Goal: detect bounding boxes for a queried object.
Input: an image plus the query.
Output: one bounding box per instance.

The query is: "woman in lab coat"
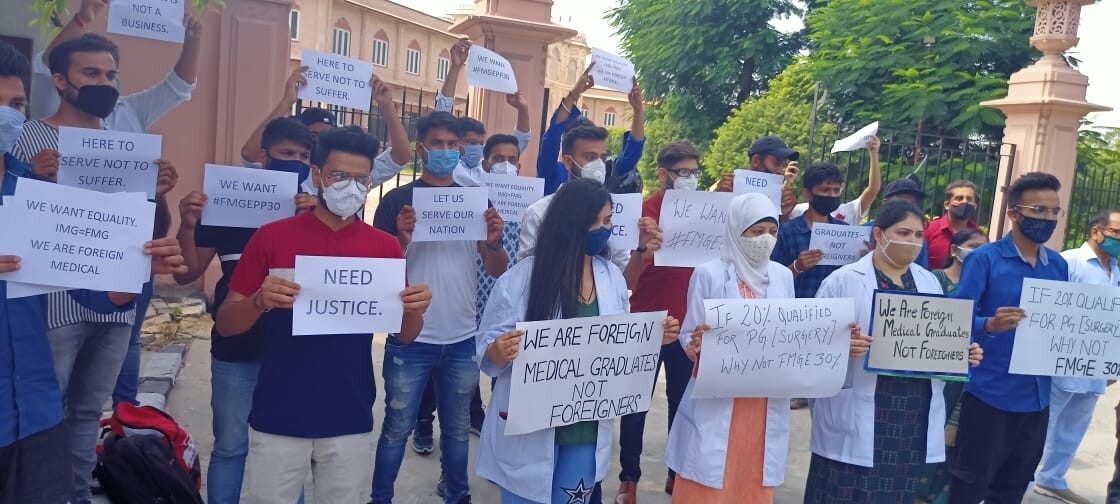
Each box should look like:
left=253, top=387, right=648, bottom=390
left=804, top=199, right=983, bottom=503
left=475, top=178, right=680, bottom=504
left=664, top=192, right=794, bottom=503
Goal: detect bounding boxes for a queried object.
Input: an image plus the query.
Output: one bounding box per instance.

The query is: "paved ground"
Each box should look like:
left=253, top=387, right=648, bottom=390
left=165, top=337, right=1119, bottom=503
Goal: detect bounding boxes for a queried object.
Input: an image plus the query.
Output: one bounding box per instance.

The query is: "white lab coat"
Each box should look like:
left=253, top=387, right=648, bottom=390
left=811, top=253, right=947, bottom=467
left=475, top=256, right=628, bottom=503
left=664, top=259, right=795, bottom=488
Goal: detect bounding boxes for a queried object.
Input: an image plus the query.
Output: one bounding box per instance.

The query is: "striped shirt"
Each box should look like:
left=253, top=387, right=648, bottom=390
left=11, top=120, right=137, bottom=327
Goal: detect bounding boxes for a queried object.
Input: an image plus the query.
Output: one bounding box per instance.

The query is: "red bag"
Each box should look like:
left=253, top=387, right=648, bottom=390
left=98, top=403, right=201, bottom=489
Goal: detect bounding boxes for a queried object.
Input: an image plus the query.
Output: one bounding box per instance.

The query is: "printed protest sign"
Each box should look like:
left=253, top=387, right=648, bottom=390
left=692, top=298, right=855, bottom=399
left=609, top=193, right=642, bottom=252
left=656, top=190, right=734, bottom=268
left=58, top=127, right=162, bottom=199
left=506, top=310, right=668, bottom=435
left=831, top=121, right=879, bottom=154
left=866, top=291, right=973, bottom=378
left=201, top=164, right=298, bottom=229
left=107, top=0, right=185, bottom=43
left=0, top=179, right=154, bottom=293
left=291, top=256, right=405, bottom=336
left=412, top=187, right=488, bottom=242
left=480, top=172, right=543, bottom=223
left=298, top=49, right=374, bottom=111
left=1010, top=278, right=1120, bottom=379
left=466, top=45, right=518, bottom=94
left=808, top=223, right=871, bottom=266
left=588, top=49, right=635, bottom=93
left=733, top=169, right=784, bottom=211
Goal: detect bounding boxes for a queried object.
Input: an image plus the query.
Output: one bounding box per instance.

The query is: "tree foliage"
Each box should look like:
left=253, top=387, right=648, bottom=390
left=1067, top=126, right=1120, bottom=248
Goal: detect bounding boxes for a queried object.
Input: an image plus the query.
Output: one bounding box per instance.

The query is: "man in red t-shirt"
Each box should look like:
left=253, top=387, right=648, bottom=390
left=925, top=180, right=981, bottom=269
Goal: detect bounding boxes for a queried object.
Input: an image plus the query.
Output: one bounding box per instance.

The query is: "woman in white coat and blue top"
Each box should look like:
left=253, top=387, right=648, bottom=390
left=804, top=199, right=983, bottom=503
left=664, top=192, right=794, bottom=503
left=476, top=179, right=680, bottom=504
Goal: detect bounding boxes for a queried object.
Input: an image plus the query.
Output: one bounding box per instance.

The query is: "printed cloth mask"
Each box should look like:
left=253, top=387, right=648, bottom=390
left=741, top=233, right=777, bottom=266
left=586, top=226, right=612, bottom=256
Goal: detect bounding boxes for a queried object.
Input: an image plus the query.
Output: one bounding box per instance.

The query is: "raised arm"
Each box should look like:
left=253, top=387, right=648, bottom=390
left=241, top=67, right=307, bottom=164
left=857, top=136, right=882, bottom=215
left=173, top=191, right=218, bottom=285
left=373, top=76, right=412, bottom=167
left=172, top=15, right=203, bottom=84
left=41, top=0, right=108, bottom=66
left=627, top=78, right=645, bottom=142
left=435, top=39, right=470, bottom=113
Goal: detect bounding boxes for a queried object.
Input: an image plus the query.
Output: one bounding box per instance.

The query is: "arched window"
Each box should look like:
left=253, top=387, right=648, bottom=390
left=406, top=40, right=422, bottom=75
left=372, top=30, right=389, bottom=67
left=332, top=18, right=351, bottom=56
left=567, top=60, right=578, bottom=82
left=603, top=107, right=617, bottom=127
left=549, top=48, right=560, bottom=80
left=437, top=48, right=451, bottom=82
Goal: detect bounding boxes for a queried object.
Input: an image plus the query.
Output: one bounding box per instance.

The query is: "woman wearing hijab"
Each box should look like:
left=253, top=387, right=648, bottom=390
left=663, top=193, right=794, bottom=503
left=475, top=178, right=681, bottom=504
left=805, top=200, right=984, bottom=503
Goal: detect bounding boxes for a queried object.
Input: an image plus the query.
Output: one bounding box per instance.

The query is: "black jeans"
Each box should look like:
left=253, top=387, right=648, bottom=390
left=0, top=422, right=71, bottom=504
left=415, top=377, right=485, bottom=437
left=949, top=392, right=1048, bottom=504
left=1108, top=401, right=1120, bottom=504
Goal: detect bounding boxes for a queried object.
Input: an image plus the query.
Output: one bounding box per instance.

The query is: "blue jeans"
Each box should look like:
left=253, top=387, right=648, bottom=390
left=372, top=337, right=479, bottom=504
left=207, top=358, right=260, bottom=504
left=1036, top=387, right=1100, bottom=489
left=112, top=279, right=153, bottom=406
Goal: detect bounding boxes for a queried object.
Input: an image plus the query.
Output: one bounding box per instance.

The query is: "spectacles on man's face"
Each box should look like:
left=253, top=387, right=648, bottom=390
left=1015, top=205, right=1064, bottom=220
left=1096, top=226, right=1120, bottom=238
left=323, top=171, right=374, bottom=190
left=668, top=168, right=701, bottom=178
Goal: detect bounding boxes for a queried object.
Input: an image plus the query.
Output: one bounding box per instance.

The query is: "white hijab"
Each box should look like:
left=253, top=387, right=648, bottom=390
left=720, top=193, right=779, bottom=298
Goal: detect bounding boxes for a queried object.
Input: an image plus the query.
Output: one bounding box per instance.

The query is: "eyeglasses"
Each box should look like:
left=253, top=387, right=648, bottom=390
left=324, top=171, right=374, bottom=190
left=1015, top=205, right=1064, bottom=219
left=1096, top=226, right=1120, bottom=236
left=668, top=168, right=701, bottom=178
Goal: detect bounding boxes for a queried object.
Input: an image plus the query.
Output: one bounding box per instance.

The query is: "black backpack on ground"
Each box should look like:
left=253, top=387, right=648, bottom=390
left=94, top=434, right=204, bottom=504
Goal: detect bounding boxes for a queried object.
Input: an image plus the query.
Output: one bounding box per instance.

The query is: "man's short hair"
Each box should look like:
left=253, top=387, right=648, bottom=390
left=561, top=124, right=609, bottom=156
left=417, top=111, right=460, bottom=142
left=262, top=117, right=314, bottom=153
left=1007, top=172, right=1061, bottom=208
left=298, top=108, right=337, bottom=128
left=945, top=180, right=978, bottom=201
left=483, top=134, right=520, bottom=159
left=803, top=163, right=845, bottom=191
left=1088, top=209, right=1120, bottom=230
left=656, top=140, right=700, bottom=169
left=48, top=34, right=119, bottom=76
left=311, top=126, right=380, bottom=168
left=0, top=40, right=29, bottom=80
left=458, top=117, right=486, bottom=137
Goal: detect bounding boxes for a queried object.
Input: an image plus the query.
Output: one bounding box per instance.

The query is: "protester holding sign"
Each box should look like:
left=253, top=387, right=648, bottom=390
left=771, top=163, right=850, bottom=299
left=662, top=192, right=794, bottom=503
left=476, top=179, right=680, bottom=504
left=949, top=173, right=1069, bottom=503
left=805, top=200, right=982, bottom=503
left=791, top=135, right=882, bottom=224
left=713, top=136, right=799, bottom=218
left=214, top=126, right=431, bottom=503
left=925, top=180, right=982, bottom=271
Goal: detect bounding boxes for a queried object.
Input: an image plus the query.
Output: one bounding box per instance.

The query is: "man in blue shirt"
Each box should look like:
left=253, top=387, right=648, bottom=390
left=771, top=162, right=850, bottom=298
left=950, top=172, right=1069, bottom=504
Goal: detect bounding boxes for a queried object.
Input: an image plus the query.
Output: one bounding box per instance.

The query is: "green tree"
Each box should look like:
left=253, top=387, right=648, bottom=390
left=807, top=0, right=1036, bottom=139
left=1066, top=126, right=1120, bottom=249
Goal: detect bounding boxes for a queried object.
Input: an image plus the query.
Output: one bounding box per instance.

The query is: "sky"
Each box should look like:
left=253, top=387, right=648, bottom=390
left=416, top=0, right=1120, bottom=129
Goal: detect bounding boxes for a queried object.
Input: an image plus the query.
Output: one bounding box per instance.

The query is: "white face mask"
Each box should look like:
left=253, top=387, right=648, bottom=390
left=955, top=246, right=976, bottom=263
left=321, top=180, right=369, bottom=219
left=489, top=161, right=518, bottom=176
left=673, top=175, right=698, bottom=191
left=574, top=157, right=607, bottom=183
left=741, top=233, right=777, bottom=266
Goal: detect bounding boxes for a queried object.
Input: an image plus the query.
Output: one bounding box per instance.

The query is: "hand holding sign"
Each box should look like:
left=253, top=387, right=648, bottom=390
left=865, top=292, right=975, bottom=378
left=849, top=323, right=871, bottom=358
left=484, top=207, right=504, bottom=249
left=733, top=169, right=784, bottom=211
left=155, top=160, right=178, bottom=197
left=0, top=255, right=20, bottom=274
left=178, top=191, right=206, bottom=229
left=412, top=187, right=489, bottom=242
left=284, top=67, right=309, bottom=104
left=396, top=205, right=416, bottom=248
left=145, top=237, right=187, bottom=276
left=986, top=306, right=1026, bottom=333
left=466, top=45, right=518, bottom=94
left=259, top=275, right=301, bottom=311
left=487, top=329, right=525, bottom=368
left=298, top=49, right=374, bottom=111
left=401, top=284, right=432, bottom=317
left=608, top=193, right=642, bottom=252
left=588, top=49, right=636, bottom=93
left=638, top=216, right=662, bottom=259
left=831, top=122, right=880, bottom=154
left=107, top=0, right=186, bottom=43
left=30, top=149, right=61, bottom=181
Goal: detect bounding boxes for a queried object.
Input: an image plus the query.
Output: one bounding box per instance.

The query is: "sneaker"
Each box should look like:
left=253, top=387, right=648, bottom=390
left=1033, top=484, right=1092, bottom=504
left=614, top=481, right=637, bottom=504
left=411, top=433, right=434, bottom=455
left=437, top=472, right=447, bottom=498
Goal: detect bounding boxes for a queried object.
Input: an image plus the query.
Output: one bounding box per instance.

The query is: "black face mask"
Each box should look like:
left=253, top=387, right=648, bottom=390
left=809, top=195, right=842, bottom=216
left=949, top=203, right=976, bottom=221
left=67, top=82, right=119, bottom=119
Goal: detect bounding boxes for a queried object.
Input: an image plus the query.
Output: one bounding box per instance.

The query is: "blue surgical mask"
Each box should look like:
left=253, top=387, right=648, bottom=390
left=462, top=144, right=484, bottom=168
left=424, top=147, right=460, bottom=178
left=0, top=106, right=25, bottom=153
left=1018, top=215, right=1057, bottom=244
left=586, top=226, right=612, bottom=256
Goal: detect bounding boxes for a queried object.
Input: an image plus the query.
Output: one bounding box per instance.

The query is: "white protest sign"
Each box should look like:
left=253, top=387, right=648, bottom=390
left=656, top=190, right=733, bottom=268
left=808, top=223, right=871, bottom=266
left=58, top=127, right=161, bottom=199
left=866, top=292, right=973, bottom=377
left=480, top=172, right=543, bottom=223
left=693, top=298, right=855, bottom=399
left=588, top=48, right=635, bottom=93
left=609, top=193, right=642, bottom=252
left=201, top=164, right=298, bottom=229
left=506, top=310, right=668, bottom=435
left=107, top=0, right=185, bottom=43
left=733, top=169, right=784, bottom=211
left=412, top=187, right=488, bottom=242
left=466, top=45, right=518, bottom=94
left=6, top=282, right=67, bottom=299
left=0, top=179, right=154, bottom=293
left=1010, top=278, right=1120, bottom=379
left=831, top=121, right=879, bottom=154
left=291, top=256, right=405, bottom=336
left=299, top=49, right=374, bottom=111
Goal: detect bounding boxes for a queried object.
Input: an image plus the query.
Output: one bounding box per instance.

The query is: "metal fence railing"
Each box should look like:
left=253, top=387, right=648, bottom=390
left=1065, top=162, right=1120, bottom=250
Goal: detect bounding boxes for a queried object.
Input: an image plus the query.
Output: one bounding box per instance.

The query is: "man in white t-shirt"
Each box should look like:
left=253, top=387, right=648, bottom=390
left=789, top=135, right=881, bottom=224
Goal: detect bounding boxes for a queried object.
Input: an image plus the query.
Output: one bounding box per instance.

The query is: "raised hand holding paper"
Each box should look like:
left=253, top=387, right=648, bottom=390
left=588, top=48, right=635, bottom=93
left=202, top=164, right=298, bottom=229
left=808, top=223, right=872, bottom=266
left=831, top=121, right=880, bottom=154
left=412, top=187, right=489, bottom=242
left=1010, top=278, right=1120, bottom=379
left=292, top=256, right=406, bottom=336
left=865, top=291, right=973, bottom=378
left=107, top=0, right=185, bottom=43
left=480, top=172, right=543, bottom=222
left=58, top=127, right=162, bottom=199
left=298, top=49, right=375, bottom=111
left=733, top=169, right=784, bottom=211
left=608, top=193, right=642, bottom=252
left=466, top=45, right=518, bottom=94
left=656, top=190, right=733, bottom=268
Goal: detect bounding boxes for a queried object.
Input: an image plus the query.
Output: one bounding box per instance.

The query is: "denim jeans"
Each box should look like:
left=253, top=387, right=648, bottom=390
left=372, top=337, right=479, bottom=504
left=415, top=379, right=485, bottom=438
left=1036, top=387, right=1100, bottom=490
left=207, top=358, right=261, bottom=504
left=112, top=278, right=153, bottom=406
left=47, top=321, right=133, bottom=502
left=618, top=342, right=692, bottom=483
left=1108, top=402, right=1120, bottom=504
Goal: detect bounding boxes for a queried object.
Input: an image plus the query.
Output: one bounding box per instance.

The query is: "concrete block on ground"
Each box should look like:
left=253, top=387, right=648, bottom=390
left=160, top=344, right=188, bottom=356
left=140, top=352, right=182, bottom=385
left=139, top=379, right=172, bottom=397
left=137, top=393, right=166, bottom=410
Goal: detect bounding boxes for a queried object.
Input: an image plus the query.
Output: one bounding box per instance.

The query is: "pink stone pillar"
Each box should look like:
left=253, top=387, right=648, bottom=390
left=982, top=0, right=1110, bottom=248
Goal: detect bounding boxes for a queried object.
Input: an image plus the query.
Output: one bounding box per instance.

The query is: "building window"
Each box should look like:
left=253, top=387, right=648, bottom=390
left=437, top=57, right=450, bottom=81
left=373, top=39, right=388, bottom=67
left=604, top=110, right=617, bottom=127
left=332, top=28, right=350, bottom=56
left=406, top=48, right=421, bottom=75
left=289, top=10, right=300, bottom=41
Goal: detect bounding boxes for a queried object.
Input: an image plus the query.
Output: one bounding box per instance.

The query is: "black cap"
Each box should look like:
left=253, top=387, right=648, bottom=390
left=298, top=108, right=337, bottom=128
left=748, top=136, right=800, bottom=161
left=884, top=177, right=927, bottom=200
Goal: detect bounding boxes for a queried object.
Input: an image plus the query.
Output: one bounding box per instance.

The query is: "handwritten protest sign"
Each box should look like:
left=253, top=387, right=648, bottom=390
left=292, top=256, right=405, bottom=336
left=808, top=223, right=871, bottom=266
left=412, top=187, right=488, bottom=242
left=466, top=45, right=518, bottom=94
left=831, top=121, right=879, bottom=154
left=1010, top=278, right=1120, bottom=379
left=609, top=193, right=641, bottom=252
left=201, top=164, right=298, bottom=229
left=58, top=127, right=161, bottom=199
left=866, top=291, right=973, bottom=378
left=0, top=179, right=154, bottom=293
left=107, top=0, right=185, bottom=43
left=298, top=49, right=374, bottom=111
left=480, top=172, right=543, bottom=222
left=693, top=298, right=855, bottom=398
left=656, top=190, right=733, bottom=268
left=588, top=49, right=635, bottom=93
left=733, top=169, right=784, bottom=211
left=506, top=310, right=668, bottom=435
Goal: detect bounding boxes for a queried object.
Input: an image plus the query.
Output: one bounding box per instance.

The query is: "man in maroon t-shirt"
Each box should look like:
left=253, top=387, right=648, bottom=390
left=925, top=180, right=981, bottom=269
